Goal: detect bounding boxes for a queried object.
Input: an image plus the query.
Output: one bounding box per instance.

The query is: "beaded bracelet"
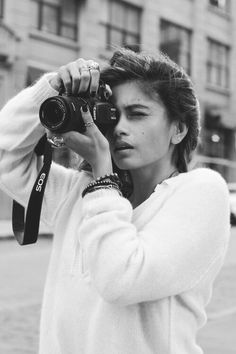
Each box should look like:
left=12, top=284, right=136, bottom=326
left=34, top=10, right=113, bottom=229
left=82, top=172, right=123, bottom=198
left=82, top=184, right=123, bottom=198
left=82, top=180, right=118, bottom=195
left=82, top=183, right=122, bottom=198
left=84, top=179, right=119, bottom=191
left=82, top=182, right=120, bottom=197
left=92, top=173, right=122, bottom=188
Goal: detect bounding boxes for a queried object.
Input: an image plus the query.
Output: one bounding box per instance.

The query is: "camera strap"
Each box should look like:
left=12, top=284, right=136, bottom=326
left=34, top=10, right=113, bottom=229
left=12, top=135, right=53, bottom=245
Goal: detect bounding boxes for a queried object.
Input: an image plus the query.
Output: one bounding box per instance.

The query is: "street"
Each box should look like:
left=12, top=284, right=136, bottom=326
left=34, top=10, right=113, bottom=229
left=0, top=237, right=51, bottom=354
left=0, top=230, right=236, bottom=354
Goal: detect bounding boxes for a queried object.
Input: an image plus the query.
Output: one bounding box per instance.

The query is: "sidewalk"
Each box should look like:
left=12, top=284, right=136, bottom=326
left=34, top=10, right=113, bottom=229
left=0, top=220, right=12, bottom=238
left=198, top=227, right=236, bottom=353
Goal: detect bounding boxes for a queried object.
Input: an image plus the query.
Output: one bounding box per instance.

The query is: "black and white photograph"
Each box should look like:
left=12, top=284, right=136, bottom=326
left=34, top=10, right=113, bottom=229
left=0, top=0, right=235, bottom=353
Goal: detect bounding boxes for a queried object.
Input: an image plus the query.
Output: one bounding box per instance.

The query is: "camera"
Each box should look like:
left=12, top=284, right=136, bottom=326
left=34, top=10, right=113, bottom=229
left=39, top=82, right=118, bottom=135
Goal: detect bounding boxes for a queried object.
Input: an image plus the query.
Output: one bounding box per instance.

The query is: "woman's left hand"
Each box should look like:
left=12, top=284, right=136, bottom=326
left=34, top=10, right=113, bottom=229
left=61, top=106, right=113, bottom=178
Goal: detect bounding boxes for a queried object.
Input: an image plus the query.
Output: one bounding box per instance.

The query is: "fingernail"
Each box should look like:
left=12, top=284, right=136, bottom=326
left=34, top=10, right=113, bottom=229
left=82, top=104, right=88, bottom=112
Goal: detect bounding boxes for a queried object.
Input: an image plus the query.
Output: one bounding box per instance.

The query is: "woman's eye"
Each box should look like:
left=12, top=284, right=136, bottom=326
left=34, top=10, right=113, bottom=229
left=128, top=112, right=146, bottom=118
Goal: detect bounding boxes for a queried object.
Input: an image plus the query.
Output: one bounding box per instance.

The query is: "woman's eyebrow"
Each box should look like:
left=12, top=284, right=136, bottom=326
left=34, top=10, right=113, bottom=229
left=124, top=104, right=150, bottom=110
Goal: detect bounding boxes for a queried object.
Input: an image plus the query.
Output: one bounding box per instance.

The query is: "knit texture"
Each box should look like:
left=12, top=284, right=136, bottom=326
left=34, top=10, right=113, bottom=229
left=0, top=74, right=231, bottom=354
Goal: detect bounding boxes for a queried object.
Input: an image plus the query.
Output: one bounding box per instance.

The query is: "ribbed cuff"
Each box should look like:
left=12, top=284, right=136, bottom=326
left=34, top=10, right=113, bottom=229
left=83, top=187, right=122, bottom=200
left=81, top=187, right=133, bottom=219
left=30, top=72, right=59, bottom=106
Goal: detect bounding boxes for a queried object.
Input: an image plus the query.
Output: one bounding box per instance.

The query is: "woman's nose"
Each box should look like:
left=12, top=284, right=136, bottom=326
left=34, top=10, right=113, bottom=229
left=113, top=114, right=129, bottom=136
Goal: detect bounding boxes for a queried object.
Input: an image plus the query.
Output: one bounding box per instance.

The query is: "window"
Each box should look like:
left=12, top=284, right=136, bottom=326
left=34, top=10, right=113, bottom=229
left=106, top=0, right=142, bottom=51
left=160, top=20, right=192, bottom=75
left=200, top=108, right=232, bottom=177
left=35, top=0, right=78, bottom=41
left=207, top=39, right=229, bottom=88
left=0, top=0, right=4, bottom=18
left=209, top=0, right=230, bottom=13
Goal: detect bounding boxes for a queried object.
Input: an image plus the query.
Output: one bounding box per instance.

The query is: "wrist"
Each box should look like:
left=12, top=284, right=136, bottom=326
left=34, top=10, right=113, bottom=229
left=82, top=172, right=122, bottom=198
left=92, top=158, right=113, bottom=179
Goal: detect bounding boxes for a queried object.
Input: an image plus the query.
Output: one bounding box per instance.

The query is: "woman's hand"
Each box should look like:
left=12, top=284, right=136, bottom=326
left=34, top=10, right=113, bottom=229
left=64, top=105, right=113, bottom=178
left=48, top=58, right=113, bottom=179
left=49, top=58, right=101, bottom=95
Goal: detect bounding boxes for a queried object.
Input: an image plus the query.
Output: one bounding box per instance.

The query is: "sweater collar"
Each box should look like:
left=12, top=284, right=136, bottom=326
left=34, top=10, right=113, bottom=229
left=154, top=171, right=181, bottom=191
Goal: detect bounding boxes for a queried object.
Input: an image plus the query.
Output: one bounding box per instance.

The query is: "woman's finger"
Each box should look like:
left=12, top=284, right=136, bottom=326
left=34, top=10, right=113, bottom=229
left=58, top=66, right=72, bottom=94
left=89, top=68, right=100, bottom=96
left=80, top=104, right=97, bottom=134
left=62, top=130, right=90, bottom=154
left=87, top=60, right=100, bottom=96
left=78, top=67, right=91, bottom=93
left=105, top=84, right=112, bottom=98
left=73, top=58, right=91, bottom=94
left=67, top=62, right=81, bottom=95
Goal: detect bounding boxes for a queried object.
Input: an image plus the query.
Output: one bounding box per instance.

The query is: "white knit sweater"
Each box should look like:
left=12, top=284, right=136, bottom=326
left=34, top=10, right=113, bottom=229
left=0, top=74, right=230, bottom=354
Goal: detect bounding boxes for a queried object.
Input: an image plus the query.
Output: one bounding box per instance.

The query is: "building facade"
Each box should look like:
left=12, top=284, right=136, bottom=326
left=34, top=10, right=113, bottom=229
left=0, top=0, right=236, bottom=218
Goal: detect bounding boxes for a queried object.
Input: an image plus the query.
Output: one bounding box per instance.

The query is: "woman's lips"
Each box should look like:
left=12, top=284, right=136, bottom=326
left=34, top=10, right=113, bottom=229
left=114, top=142, right=134, bottom=152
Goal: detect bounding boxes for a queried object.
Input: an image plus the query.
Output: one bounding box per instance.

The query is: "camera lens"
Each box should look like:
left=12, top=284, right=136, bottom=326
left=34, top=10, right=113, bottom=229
left=45, top=102, right=64, bottom=126
left=40, top=98, right=66, bottom=130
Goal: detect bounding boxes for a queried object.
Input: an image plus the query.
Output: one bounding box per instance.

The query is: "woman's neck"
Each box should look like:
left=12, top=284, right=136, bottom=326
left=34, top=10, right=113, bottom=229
left=129, top=163, right=177, bottom=208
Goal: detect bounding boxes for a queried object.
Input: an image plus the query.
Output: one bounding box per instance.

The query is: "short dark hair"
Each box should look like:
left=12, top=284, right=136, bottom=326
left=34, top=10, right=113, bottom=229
left=100, top=48, right=201, bottom=173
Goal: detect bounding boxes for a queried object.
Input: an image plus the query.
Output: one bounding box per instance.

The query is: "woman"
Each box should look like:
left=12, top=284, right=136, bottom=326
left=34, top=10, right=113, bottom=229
left=0, top=48, right=230, bottom=354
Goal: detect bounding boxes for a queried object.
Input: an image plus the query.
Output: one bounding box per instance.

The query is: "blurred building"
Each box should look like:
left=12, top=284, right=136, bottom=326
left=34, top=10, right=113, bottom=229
left=0, top=0, right=236, bottom=219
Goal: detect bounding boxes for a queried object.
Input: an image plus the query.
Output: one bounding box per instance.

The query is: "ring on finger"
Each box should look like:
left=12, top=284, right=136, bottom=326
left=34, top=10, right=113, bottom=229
left=88, top=62, right=100, bottom=71
left=47, top=135, right=65, bottom=148
left=84, top=121, right=94, bottom=128
left=80, top=67, right=90, bottom=72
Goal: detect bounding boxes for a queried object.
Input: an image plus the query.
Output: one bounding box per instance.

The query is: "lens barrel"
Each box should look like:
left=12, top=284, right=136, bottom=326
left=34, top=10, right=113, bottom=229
left=39, top=93, right=117, bottom=134
left=39, top=96, right=68, bottom=131
left=39, top=95, right=87, bottom=133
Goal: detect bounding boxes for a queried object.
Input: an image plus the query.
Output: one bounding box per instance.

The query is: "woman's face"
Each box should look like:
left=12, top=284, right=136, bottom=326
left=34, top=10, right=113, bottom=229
left=106, top=80, right=176, bottom=172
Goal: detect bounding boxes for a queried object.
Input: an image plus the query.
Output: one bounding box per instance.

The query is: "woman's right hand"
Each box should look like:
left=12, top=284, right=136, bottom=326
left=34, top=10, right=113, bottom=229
left=49, top=58, right=101, bottom=96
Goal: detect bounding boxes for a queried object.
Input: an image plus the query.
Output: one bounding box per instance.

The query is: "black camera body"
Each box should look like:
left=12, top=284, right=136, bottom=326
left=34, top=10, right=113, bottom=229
left=39, top=83, right=117, bottom=135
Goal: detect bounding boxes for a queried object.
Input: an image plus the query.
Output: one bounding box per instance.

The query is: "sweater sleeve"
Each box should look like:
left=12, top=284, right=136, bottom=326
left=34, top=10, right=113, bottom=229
left=0, top=74, right=78, bottom=227
left=78, top=170, right=230, bottom=305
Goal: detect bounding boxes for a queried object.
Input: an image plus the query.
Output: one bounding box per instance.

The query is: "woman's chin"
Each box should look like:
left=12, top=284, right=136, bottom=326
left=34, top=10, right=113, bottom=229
left=113, top=159, right=137, bottom=170
left=111, top=151, right=141, bottom=170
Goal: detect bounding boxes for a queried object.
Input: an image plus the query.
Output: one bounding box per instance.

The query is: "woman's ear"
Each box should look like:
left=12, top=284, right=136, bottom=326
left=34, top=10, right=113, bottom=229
left=171, top=121, right=188, bottom=145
